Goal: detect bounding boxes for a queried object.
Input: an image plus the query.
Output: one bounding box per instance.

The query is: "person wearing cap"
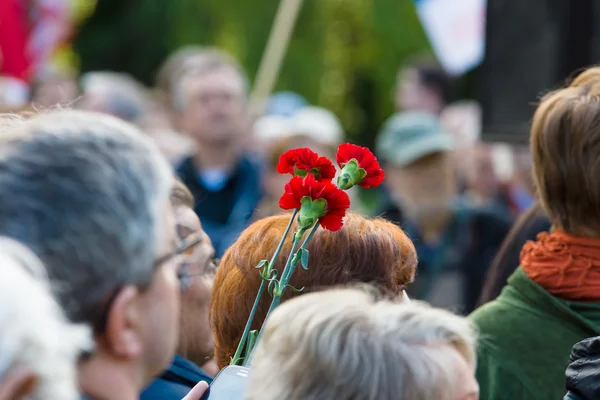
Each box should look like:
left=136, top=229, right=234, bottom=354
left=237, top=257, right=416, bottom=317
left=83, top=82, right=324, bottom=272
left=253, top=106, right=345, bottom=219
left=376, top=111, right=510, bottom=313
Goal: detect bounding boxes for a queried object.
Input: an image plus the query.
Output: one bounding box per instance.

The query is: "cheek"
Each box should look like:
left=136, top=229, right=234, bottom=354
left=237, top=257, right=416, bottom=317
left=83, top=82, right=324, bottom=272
left=158, top=267, right=181, bottom=317
left=185, top=278, right=212, bottom=307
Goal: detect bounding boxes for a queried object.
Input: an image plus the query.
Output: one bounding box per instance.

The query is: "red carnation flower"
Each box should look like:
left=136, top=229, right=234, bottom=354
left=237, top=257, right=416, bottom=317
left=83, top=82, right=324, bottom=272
left=276, top=148, right=336, bottom=182
left=336, top=143, right=384, bottom=189
left=279, top=175, right=351, bottom=232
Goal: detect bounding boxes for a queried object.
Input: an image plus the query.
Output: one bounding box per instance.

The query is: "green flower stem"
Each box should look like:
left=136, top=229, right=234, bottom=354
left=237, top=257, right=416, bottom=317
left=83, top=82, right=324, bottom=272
left=246, top=234, right=303, bottom=366
left=247, top=222, right=321, bottom=366
left=230, top=209, right=298, bottom=366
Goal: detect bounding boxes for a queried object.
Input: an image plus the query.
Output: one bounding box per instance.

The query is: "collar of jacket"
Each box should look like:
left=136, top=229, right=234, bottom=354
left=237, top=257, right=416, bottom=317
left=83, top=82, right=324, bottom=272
left=503, top=268, right=600, bottom=335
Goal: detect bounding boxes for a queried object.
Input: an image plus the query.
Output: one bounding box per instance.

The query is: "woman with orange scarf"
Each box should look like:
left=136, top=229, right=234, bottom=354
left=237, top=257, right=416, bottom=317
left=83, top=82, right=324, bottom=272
left=470, top=67, right=600, bottom=400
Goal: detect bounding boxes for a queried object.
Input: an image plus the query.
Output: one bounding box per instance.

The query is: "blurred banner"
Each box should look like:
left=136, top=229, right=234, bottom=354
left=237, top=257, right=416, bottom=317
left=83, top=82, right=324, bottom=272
left=414, top=0, right=486, bottom=76
left=0, top=0, right=94, bottom=83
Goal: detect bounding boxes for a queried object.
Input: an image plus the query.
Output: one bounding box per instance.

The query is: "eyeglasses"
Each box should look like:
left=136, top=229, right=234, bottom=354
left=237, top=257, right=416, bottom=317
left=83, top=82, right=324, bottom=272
left=178, top=250, right=219, bottom=290
left=91, top=233, right=204, bottom=334
left=153, top=232, right=204, bottom=269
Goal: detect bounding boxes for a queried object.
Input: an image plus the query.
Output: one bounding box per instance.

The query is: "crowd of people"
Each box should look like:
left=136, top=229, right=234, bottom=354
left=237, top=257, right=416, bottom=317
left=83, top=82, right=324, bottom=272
left=1, top=45, right=599, bottom=400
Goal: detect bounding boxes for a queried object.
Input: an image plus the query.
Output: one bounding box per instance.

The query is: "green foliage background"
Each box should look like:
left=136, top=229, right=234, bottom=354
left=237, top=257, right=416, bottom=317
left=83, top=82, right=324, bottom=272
left=74, top=0, right=430, bottom=146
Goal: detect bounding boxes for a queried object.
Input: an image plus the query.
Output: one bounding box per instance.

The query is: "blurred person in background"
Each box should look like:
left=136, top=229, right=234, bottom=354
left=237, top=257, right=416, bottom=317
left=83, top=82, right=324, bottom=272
left=470, top=68, right=600, bottom=400
left=395, top=58, right=453, bottom=116
left=172, top=49, right=262, bottom=257
left=0, top=111, right=187, bottom=400
left=263, top=91, right=307, bottom=117
left=30, top=67, right=79, bottom=108
left=253, top=106, right=345, bottom=218
left=248, top=288, right=479, bottom=400
left=477, top=203, right=550, bottom=307
left=155, top=45, right=210, bottom=112
left=78, top=71, right=147, bottom=123
left=377, top=111, right=510, bottom=313
left=136, top=94, right=196, bottom=165
left=440, top=100, right=483, bottom=194
left=142, top=180, right=217, bottom=399
left=253, top=105, right=343, bottom=158
left=507, top=145, right=536, bottom=215
left=0, top=237, right=90, bottom=400
left=211, top=212, right=417, bottom=369
left=463, top=144, right=517, bottom=219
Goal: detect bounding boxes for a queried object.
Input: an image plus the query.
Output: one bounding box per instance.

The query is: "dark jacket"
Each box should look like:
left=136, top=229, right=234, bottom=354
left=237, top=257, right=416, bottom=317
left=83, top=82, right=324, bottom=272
left=177, top=154, right=263, bottom=257
left=381, top=196, right=511, bottom=313
left=141, top=355, right=213, bottom=400
left=564, top=337, right=600, bottom=400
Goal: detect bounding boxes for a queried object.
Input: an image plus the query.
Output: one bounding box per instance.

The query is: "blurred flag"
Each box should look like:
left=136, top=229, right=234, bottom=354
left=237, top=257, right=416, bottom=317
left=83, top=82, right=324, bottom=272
left=414, top=0, right=486, bottom=76
left=0, top=0, right=32, bottom=81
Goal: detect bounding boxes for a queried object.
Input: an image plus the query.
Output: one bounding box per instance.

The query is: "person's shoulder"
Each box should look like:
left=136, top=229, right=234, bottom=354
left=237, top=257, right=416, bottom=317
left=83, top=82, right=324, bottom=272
left=565, top=336, right=600, bottom=400
left=469, top=292, right=526, bottom=334
left=140, top=376, right=192, bottom=400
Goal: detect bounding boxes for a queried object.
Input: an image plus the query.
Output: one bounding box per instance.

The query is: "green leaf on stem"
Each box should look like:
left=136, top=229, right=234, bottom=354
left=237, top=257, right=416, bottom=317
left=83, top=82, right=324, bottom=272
left=255, top=259, right=268, bottom=270
left=272, top=281, right=284, bottom=297
left=291, top=250, right=301, bottom=267
left=297, top=196, right=327, bottom=231
left=245, top=330, right=259, bottom=361
left=268, top=278, right=278, bottom=296
left=301, top=248, right=310, bottom=270
left=287, top=284, right=305, bottom=293
left=337, top=159, right=367, bottom=190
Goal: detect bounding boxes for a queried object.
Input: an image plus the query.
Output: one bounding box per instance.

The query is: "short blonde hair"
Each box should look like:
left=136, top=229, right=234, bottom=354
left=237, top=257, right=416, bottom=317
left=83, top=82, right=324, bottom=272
left=247, top=288, right=477, bottom=400
left=0, top=237, right=91, bottom=400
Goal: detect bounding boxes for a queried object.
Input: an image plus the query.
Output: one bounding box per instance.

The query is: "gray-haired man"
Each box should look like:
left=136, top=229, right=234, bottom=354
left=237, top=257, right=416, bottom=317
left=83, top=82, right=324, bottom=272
left=0, top=111, right=206, bottom=400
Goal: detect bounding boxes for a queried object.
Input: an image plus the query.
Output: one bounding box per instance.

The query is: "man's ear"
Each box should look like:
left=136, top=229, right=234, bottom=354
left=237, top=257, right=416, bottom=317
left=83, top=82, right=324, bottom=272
left=104, top=285, right=143, bottom=359
left=0, top=368, right=38, bottom=400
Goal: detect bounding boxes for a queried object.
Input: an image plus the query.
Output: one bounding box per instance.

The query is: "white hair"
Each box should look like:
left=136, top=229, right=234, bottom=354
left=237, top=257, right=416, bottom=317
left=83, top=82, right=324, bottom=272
left=248, top=288, right=477, bottom=400
left=0, top=110, right=173, bottom=329
left=0, top=237, right=92, bottom=400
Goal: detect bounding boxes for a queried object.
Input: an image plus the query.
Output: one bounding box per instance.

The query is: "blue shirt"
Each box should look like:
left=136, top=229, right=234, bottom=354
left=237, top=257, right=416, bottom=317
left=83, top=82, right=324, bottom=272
left=140, top=355, right=213, bottom=400
left=176, top=154, right=263, bottom=257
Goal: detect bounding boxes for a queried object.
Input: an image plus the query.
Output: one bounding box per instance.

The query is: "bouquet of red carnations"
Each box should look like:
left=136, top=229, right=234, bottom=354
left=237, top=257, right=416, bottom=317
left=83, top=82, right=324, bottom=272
left=230, top=144, right=385, bottom=366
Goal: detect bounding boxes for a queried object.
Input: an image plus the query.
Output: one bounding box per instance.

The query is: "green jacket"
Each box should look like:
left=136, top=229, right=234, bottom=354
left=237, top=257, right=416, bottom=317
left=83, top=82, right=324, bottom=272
left=470, top=268, right=600, bottom=400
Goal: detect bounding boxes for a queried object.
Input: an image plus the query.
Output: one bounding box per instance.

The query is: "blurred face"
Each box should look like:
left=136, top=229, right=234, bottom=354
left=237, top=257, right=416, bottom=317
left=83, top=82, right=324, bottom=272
left=468, top=146, right=500, bottom=200
left=395, top=68, right=442, bottom=114
left=137, top=202, right=181, bottom=379
left=386, top=153, right=456, bottom=219
left=177, top=67, right=248, bottom=146
left=175, top=206, right=216, bottom=365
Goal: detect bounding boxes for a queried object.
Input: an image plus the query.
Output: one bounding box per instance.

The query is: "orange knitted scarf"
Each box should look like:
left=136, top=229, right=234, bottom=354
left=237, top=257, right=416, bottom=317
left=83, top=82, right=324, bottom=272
left=520, top=231, right=600, bottom=301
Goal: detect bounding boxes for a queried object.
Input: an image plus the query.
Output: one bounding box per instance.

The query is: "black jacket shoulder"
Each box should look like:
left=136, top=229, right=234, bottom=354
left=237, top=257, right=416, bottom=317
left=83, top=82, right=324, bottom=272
left=564, top=336, right=600, bottom=400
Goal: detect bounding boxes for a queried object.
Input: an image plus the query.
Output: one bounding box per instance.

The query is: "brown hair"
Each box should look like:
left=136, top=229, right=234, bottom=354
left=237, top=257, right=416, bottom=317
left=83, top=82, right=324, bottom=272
left=170, top=179, right=194, bottom=209
left=210, top=212, right=417, bottom=368
left=530, top=70, right=600, bottom=235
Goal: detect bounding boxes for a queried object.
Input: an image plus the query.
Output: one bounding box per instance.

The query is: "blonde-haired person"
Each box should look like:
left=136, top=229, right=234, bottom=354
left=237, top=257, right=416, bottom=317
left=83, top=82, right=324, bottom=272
left=247, top=288, right=479, bottom=400
left=470, top=65, right=600, bottom=400
left=0, top=237, right=91, bottom=400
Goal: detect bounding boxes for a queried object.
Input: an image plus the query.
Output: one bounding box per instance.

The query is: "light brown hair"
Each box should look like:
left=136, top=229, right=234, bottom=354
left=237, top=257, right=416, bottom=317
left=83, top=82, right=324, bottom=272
left=531, top=68, right=600, bottom=235
left=209, top=212, right=417, bottom=368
